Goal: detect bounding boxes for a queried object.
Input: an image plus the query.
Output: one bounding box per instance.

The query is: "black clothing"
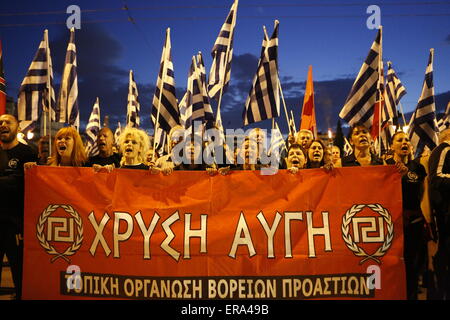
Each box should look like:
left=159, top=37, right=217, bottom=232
left=386, top=157, right=427, bottom=300
left=428, top=142, right=450, bottom=299
left=341, top=152, right=384, bottom=167
left=120, top=163, right=149, bottom=170
left=0, top=143, right=38, bottom=231
left=385, top=158, right=426, bottom=212
left=0, top=142, right=37, bottom=300
left=86, top=153, right=121, bottom=168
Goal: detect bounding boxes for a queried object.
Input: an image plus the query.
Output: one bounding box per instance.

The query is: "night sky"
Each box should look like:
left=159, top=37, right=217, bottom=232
left=1, top=0, right=450, bottom=135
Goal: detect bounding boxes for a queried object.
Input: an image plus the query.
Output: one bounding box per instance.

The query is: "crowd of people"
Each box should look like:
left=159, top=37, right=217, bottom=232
left=1, top=112, right=450, bottom=300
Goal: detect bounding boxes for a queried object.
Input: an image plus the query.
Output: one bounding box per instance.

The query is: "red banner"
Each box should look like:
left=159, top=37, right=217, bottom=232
left=23, top=166, right=405, bottom=300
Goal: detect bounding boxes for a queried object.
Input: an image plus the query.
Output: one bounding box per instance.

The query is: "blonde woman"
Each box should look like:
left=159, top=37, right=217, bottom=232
left=117, top=127, right=150, bottom=170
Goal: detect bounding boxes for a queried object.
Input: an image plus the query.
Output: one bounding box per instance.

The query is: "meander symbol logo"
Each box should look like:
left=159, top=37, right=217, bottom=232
left=341, top=204, right=394, bottom=264
left=36, top=204, right=84, bottom=263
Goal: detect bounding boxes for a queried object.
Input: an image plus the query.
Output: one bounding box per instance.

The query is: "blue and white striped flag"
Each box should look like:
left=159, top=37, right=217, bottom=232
left=153, top=127, right=167, bottom=157
left=114, top=121, right=122, bottom=143
left=85, top=97, right=101, bottom=157
left=408, top=49, right=439, bottom=157
left=151, top=28, right=179, bottom=133
left=339, top=28, right=382, bottom=129
left=268, top=120, right=287, bottom=159
left=208, top=0, right=238, bottom=100
left=126, top=70, right=140, bottom=128
left=384, top=61, right=406, bottom=122
left=185, top=54, right=215, bottom=136
left=17, top=29, right=56, bottom=124
left=243, top=20, right=280, bottom=126
left=344, top=137, right=353, bottom=156
left=57, top=27, right=79, bottom=130
left=437, top=101, right=450, bottom=132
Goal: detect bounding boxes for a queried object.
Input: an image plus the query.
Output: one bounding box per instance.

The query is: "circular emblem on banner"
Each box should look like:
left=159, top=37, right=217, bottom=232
left=341, top=204, right=394, bottom=264
left=36, top=204, right=84, bottom=263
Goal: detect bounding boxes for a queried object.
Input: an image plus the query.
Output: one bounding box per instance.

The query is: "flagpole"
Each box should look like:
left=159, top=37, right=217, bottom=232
left=290, top=110, right=297, bottom=134
left=44, top=29, right=52, bottom=156
left=398, top=101, right=408, bottom=127
left=277, top=79, right=292, bottom=136
left=153, top=28, right=170, bottom=155
left=377, top=26, right=383, bottom=157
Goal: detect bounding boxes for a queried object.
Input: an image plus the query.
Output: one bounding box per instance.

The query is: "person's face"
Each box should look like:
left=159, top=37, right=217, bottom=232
left=308, top=141, right=324, bottom=163
left=146, top=149, right=158, bottom=165
left=241, top=139, right=257, bottom=164
left=391, top=132, right=411, bottom=157
left=56, top=134, right=74, bottom=158
left=170, top=132, right=184, bottom=150
left=0, top=115, right=19, bottom=144
left=184, top=140, right=201, bottom=163
left=122, top=134, right=139, bottom=160
left=39, top=141, right=49, bottom=159
left=250, top=129, right=265, bottom=146
left=297, top=132, right=313, bottom=149
left=97, top=129, right=114, bottom=155
left=350, top=126, right=371, bottom=150
left=287, top=147, right=306, bottom=169
left=331, top=146, right=341, bottom=160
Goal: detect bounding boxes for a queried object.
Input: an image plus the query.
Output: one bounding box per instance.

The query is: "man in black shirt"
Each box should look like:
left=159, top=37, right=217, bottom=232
left=0, top=114, right=37, bottom=299
left=86, top=127, right=121, bottom=170
left=428, top=128, right=450, bottom=299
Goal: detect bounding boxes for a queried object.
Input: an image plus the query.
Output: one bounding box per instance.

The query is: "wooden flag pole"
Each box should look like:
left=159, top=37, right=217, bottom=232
left=398, top=101, right=408, bottom=127
left=290, top=110, right=297, bottom=134
left=44, top=29, right=52, bottom=156
left=278, top=79, right=292, bottom=136
left=377, top=26, right=383, bottom=157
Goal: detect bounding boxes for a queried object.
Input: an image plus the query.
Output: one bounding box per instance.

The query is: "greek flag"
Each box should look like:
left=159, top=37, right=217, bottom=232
left=57, top=27, right=79, bottom=129
left=384, top=61, right=406, bottom=122
left=339, top=28, right=382, bottom=129
left=114, top=122, right=122, bottom=143
left=208, top=0, right=238, bottom=100
left=184, top=53, right=214, bottom=136
left=344, top=137, right=353, bottom=156
left=17, top=29, right=56, bottom=123
left=408, top=49, right=439, bottom=157
left=268, top=120, right=287, bottom=159
left=151, top=28, right=179, bottom=133
left=243, top=20, right=280, bottom=126
left=85, top=97, right=101, bottom=157
left=437, top=101, right=450, bottom=132
left=153, top=127, right=167, bottom=156
left=126, top=70, right=140, bottom=128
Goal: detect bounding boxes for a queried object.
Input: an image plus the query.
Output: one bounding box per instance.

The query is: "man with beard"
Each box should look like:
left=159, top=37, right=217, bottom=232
left=0, top=114, right=37, bottom=299
left=86, top=127, right=121, bottom=170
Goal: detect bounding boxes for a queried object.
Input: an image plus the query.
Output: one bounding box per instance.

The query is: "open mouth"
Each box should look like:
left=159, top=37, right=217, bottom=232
left=98, top=142, right=106, bottom=147
left=125, top=147, right=133, bottom=153
left=401, top=145, right=409, bottom=151
left=0, top=129, right=9, bottom=135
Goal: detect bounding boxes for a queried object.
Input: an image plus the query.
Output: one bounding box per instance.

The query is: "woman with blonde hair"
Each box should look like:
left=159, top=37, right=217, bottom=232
left=117, top=127, right=150, bottom=170
left=48, top=126, right=87, bottom=167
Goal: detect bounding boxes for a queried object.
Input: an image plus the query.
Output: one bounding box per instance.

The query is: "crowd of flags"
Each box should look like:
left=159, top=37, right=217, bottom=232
left=1, top=0, right=449, bottom=161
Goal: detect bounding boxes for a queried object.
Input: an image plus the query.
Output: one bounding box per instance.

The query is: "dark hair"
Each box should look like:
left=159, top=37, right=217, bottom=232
left=347, top=122, right=370, bottom=141
left=306, top=139, right=327, bottom=168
